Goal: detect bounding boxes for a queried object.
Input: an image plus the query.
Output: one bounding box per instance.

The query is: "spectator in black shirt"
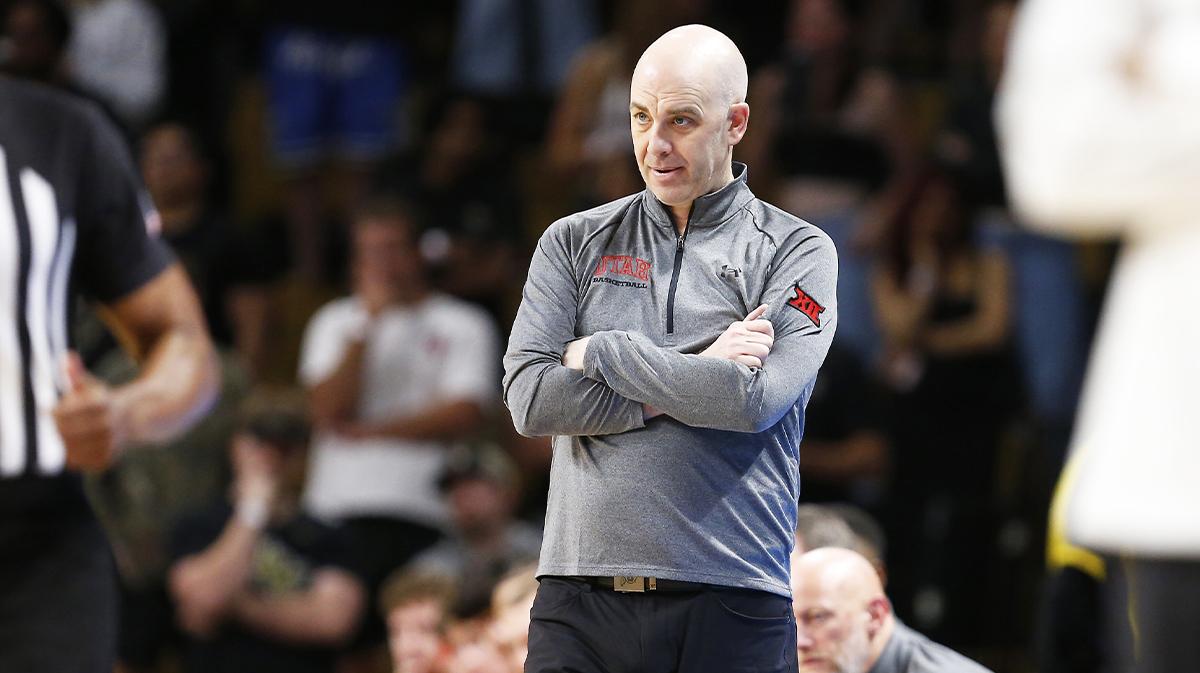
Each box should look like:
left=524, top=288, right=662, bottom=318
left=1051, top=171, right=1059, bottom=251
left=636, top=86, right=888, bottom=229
left=140, top=122, right=283, bottom=380
left=167, top=400, right=366, bottom=673
left=799, top=342, right=890, bottom=508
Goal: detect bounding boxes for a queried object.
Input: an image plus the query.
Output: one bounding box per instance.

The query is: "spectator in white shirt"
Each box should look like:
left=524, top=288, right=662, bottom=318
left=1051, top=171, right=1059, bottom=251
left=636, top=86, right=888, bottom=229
left=298, top=196, right=500, bottom=652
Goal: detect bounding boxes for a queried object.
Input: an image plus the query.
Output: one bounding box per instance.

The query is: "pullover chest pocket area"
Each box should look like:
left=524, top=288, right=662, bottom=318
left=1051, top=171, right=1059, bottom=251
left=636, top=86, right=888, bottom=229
left=574, top=226, right=763, bottom=350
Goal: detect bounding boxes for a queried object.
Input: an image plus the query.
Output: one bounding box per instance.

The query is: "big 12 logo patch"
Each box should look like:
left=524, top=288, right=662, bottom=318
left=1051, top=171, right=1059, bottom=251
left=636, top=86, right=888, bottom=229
left=786, top=283, right=824, bottom=327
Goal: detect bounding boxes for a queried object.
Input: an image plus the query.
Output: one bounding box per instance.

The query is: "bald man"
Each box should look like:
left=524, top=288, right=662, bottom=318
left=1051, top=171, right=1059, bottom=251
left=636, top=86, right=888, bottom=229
left=792, top=549, right=991, bottom=673
left=504, top=25, right=838, bottom=672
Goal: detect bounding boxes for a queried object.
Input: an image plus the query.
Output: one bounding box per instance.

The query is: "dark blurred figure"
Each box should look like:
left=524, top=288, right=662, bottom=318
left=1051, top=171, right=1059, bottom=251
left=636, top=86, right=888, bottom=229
left=168, top=400, right=367, bottom=673
left=543, top=0, right=705, bottom=210
left=799, top=342, right=890, bottom=511
left=65, top=0, right=166, bottom=133
left=449, top=0, right=598, bottom=145
left=939, top=0, right=1086, bottom=465
left=871, top=165, right=1021, bottom=648
left=374, top=94, right=525, bottom=332
left=411, top=445, right=541, bottom=618
left=0, top=0, right=71, bottom=84
left=739, top=0, right=912, bottom=364
left=260, top=0, right=410, bottom=283
left=140, top=122, right=284, bottom=381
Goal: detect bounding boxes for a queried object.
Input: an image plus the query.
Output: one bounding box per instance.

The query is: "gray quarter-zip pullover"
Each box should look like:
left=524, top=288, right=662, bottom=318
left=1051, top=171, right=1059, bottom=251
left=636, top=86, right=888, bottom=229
left=503, top=164, right=838, bottom=596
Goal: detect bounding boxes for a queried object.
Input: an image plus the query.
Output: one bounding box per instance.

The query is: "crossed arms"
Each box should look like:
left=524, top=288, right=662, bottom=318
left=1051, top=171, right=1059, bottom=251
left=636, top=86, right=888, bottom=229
left=502, top=225, right=837, bottom=437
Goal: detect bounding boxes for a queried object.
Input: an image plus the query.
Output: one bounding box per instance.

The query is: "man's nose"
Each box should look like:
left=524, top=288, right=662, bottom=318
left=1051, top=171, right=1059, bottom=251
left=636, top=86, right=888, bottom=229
left=796, top=626, right=815, bottom=651
left=648, top=122, right=672, bottom=155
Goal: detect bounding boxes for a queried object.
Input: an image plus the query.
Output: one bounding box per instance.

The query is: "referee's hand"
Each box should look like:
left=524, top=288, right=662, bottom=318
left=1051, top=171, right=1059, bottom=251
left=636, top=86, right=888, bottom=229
left=53, top=351, right=132, bottom=472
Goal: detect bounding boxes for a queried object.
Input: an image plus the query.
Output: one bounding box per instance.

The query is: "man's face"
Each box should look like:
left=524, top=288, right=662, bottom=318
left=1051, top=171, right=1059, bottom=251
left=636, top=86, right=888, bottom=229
left=140, top=126, right=206, bottom=210
left=630, top=66, right=735, bottom=212
left=448, top=477, right=511, bottom=540
left=489, top=591, right=536, bottom=673
left=387, top=599, right=447, bottom=673
left=793, top=589, right=873, bottom=673
left=353, top=219, right=424, bottom=289
left=3, top=3, right=57, bottom=78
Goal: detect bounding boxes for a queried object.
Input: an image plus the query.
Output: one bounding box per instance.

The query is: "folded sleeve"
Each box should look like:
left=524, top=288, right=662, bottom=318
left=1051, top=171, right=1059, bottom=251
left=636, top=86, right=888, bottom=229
left=502, top=220, right=646, bottom=437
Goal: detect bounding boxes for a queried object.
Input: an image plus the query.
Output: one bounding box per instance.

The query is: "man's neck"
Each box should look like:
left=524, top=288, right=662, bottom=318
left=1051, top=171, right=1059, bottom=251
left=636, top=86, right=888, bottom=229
left=863, top=615, right=896, bottom=672
left=668, top=162, right=737, bottom=234
left=394, top=285, right=431, bottom=307
left=670, top=205, right=690, bottom=235
left=158, top=201, right=204, bottom=237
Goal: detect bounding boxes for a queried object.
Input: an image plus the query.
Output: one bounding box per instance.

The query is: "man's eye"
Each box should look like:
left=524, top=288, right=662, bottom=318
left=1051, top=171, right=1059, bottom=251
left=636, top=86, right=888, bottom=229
left=635, top=112, right=650, bottom=123
left=673, top=117, right=691, bottom=126
left=803, top=612, right=829, bottom=624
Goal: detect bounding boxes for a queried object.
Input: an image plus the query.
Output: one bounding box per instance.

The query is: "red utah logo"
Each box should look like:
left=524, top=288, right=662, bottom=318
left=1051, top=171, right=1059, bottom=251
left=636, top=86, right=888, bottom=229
left=594, top=255, right=651, bottom=281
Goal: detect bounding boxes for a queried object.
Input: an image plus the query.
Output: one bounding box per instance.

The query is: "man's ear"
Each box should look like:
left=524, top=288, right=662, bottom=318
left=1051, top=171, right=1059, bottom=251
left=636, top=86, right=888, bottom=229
left=727, top=102, right=750, bottom=145
left=865, top=596, right=890, bottom=638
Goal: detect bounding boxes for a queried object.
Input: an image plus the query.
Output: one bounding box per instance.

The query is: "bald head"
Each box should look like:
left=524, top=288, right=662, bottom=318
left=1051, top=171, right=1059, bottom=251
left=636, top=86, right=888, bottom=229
left=634, top=25, right=748, bottom=110
left=629, top=25, right=751, bottom=228
left=792, top=549, right=893, bottom=673
left=792, top=548, right=884, bottom=603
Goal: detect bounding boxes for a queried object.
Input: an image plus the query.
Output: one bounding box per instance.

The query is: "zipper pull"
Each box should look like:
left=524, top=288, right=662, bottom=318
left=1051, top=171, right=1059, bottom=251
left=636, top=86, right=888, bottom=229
left=676, top=234, right=685, bottom=252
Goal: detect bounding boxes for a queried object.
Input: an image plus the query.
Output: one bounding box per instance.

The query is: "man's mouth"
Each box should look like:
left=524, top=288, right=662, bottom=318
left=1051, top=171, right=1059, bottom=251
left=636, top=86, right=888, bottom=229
left=651, top=167, right=681, bottom=177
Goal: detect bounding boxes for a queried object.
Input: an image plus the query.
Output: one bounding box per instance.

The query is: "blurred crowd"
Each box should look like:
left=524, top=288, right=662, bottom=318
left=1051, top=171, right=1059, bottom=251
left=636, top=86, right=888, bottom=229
left=0, top=0, right=1116, bottom=672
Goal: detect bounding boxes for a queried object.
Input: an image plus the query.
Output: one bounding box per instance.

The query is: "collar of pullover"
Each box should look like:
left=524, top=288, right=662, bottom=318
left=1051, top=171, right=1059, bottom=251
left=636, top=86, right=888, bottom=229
left=642, top=162, right=755, bottom=231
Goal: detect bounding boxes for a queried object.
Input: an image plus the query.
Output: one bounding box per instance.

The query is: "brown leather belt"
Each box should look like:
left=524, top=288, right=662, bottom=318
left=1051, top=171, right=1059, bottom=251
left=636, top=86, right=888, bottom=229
left=564, top=576, right=710, bottom=593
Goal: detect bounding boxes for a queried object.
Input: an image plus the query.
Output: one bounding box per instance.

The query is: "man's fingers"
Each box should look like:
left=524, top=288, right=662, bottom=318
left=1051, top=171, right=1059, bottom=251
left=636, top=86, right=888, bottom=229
left=743, top=342, right=771, bottom=361
left=63, top=350, right=90, bottom=393
left=742, top=319, right=775, bottom=337
left=734, top=354, right=763, bottom=368
left=745, top=304, right=769, bottom=321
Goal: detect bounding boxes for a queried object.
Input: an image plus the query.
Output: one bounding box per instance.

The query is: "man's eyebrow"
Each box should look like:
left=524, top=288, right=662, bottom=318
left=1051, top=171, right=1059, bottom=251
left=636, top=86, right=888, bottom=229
left=666, top=105, right=703, bottom=117
left=630, top=101, right=650, bottom=113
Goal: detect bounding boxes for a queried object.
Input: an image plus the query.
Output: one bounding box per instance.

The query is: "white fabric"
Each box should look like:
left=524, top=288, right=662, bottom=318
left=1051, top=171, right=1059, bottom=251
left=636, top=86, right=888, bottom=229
left=298, top=293, right=500, bottom=526
left=998, top=0, right=1200, bottom=555
left=68, top=0, right=166, bottom=129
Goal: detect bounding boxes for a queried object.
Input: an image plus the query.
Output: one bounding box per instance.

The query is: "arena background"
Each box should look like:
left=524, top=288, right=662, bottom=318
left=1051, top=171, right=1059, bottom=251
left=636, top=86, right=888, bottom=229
left=0, top=1, right=1119, bottom=671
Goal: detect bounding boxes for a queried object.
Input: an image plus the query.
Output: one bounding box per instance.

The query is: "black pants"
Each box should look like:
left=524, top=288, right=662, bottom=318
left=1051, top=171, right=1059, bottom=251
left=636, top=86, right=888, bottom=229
left=0, top=508, right=118, bottom=673
left=1104, top=557, right=1200, bottom=673
left=526, top=577, right=798, bottom=673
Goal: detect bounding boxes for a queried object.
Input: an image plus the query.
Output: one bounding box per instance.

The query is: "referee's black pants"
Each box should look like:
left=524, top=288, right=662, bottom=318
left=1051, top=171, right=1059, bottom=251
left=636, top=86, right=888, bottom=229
left=0, top=507, right=117, bottom=673
left=526, top=577, right=798, bottom=673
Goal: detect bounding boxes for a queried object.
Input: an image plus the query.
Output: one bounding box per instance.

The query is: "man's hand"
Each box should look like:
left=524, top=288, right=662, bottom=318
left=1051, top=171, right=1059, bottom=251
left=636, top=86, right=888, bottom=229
left=700, top=304, right=774, bottom=368
left=53, top=351, right=133, bottom=472
left=562, top=336, right=593, bottom=370
left=231, top=434, right=281, bottom=509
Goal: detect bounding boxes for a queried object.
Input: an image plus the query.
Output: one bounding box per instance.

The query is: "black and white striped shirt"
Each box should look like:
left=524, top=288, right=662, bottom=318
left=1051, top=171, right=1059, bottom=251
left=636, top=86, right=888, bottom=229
left=0, top=79, right=172, bottom=511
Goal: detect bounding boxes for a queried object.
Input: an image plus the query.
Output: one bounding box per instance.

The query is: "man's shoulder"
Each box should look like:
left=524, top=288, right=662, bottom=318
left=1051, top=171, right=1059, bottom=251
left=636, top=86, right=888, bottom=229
left=881, top=623, right=993, bottom=673
left=305, top=296, right=364, bottom=334
left=744, top=198, right=836, bottom=252
left=0, top=79, right=109, bottom=140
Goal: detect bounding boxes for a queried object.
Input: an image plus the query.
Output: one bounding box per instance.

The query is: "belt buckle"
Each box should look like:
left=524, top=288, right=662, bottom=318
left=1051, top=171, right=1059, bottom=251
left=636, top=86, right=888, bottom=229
left=613, top=576, right=657, bottom=592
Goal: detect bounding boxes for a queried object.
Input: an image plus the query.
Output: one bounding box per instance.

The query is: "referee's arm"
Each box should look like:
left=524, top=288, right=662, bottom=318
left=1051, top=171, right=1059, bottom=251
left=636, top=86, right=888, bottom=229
left=54, top=263, right=219, bottom=471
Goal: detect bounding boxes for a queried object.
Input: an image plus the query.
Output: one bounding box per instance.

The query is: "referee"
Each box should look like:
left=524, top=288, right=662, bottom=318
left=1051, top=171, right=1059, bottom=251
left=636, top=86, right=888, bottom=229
left=0, top=78, right=219, bottom=671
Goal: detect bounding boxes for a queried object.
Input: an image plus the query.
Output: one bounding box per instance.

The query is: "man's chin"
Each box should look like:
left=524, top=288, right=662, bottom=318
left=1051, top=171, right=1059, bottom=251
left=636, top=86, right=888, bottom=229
left=799, top=658, right=839, bottom=673
left=647, top=185, right=694, bottom=209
